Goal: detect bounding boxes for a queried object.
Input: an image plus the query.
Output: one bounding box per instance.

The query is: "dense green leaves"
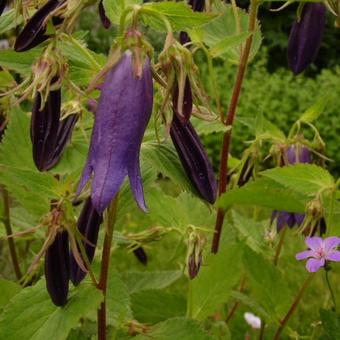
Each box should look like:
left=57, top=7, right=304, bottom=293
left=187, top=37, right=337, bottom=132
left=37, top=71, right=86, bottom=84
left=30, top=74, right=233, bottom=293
left=320, top=309, right=340, bottom=340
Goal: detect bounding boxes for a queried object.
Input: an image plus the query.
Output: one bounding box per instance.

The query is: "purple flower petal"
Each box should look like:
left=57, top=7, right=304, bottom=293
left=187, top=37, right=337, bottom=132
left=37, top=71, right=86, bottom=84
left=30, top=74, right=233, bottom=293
left=306, top=257, right=325, bottom=272
left=324, top=236, right=340, bottom=252
left=305, top=236, right=323, bottom=251
left=294, top=213, right=305, bottom=227
left=326, top=250, right=340, bottom=262
left=296, top=250, right=314, bottom=260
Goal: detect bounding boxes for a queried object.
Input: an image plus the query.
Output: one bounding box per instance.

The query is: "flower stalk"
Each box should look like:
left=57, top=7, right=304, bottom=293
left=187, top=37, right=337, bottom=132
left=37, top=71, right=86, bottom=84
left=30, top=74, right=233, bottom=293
left=211, top=0, right=259, bottom=253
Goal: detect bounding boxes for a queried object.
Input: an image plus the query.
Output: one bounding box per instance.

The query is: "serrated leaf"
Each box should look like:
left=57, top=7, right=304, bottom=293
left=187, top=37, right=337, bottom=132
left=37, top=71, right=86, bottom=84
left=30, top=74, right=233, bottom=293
left=298, top=96, right=328, bottom=124
left=0, top=49, right=41, bottom=75
left=0, top=280, right=21, bottom=310
left=141, top=2, right=216, bottom=32
left=191, top=243, right=243, bottom=320
left=243, top=247, right=293, bottom=320
left=218, top=176, right=306, bottom=213
left=120, top=270, right=182, bottom=294
left=0, top=280, right=103, bottom=340
left=261, top=164, right=335, bottom=197
left=142, top=141, right=196, bottom=194
left=103, top=0, right=142, bottom=25
left=191, top=117, right=229, bottom=136
left=134, top=317, right=213, bottom=340
left=131, top=290, right=186, bottom=324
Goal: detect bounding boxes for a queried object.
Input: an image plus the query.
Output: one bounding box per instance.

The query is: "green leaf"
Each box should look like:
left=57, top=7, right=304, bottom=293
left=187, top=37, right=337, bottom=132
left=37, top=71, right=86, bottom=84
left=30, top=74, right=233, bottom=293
left=141, top=2, right=216, bottom=32
left=261, top=164, right=335, bottom=197
left=218, top=176, right=306, bottom=213
left=0, top=108, right=60, bottom=217
left=142, top=141, right=197, bottom=194
left=191, top=2, right=262, bottom=63
left=191, top=243, right=243, bottom=320
left=243, top=247, right=293, bottom=320
left=0, top=280, right=21, bottom=310
left=103, top=0, right=142, bottom=25
left=191, top=117, right=229, bottom=136
left=131, top=290, right=186, bottom=324
left=134, top=317, right=213, bottom=340
left=0, top=280, right=103, bottom=340
left=106, top=269, right=132, bottom=326
left=298, top=96, right=328, bottom=124
left=120, top=270, right=182, bottom=294
left=0, top=49, right=41, bottom=75
left=0, top=10, right=23, bottom=35
left=320, top=309, right=340, bottom=340
left=255, top=112, right=286, bottom=142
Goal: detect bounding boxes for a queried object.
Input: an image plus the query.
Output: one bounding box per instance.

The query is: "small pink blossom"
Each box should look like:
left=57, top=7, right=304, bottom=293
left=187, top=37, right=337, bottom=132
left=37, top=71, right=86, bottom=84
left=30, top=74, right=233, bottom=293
left=296, top=236, right=340, bottom=272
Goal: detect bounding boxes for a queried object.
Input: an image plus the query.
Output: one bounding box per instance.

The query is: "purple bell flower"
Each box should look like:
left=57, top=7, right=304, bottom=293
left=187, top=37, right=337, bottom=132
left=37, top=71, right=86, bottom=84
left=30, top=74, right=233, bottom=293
left=285, top=145, right=311, bottom=165
left=287, top=3, right=326, bottom=75
left=77, top=51, right=153, bottom=213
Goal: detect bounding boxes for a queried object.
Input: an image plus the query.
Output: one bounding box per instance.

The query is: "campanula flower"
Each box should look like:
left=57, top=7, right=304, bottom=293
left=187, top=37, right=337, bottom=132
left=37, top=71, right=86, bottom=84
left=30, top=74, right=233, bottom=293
left=296, top=236, right=340, bottom=272
left=77, top=51, right=153, bottom=213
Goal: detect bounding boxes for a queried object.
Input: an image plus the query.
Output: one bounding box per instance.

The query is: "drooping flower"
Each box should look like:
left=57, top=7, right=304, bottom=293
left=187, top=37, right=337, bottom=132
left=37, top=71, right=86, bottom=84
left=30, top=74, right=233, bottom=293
left=133, top=246, right=148, bottom=265
left=296, top=236, right=340, bottom=272
left=77, top=51, right=153, bottom=213
left=287, top=3, right=326, bottom=75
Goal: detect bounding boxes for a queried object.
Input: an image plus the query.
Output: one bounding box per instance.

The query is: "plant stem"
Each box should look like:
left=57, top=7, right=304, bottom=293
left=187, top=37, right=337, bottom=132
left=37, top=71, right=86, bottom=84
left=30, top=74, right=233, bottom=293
left=273, top=226, right=287, bottom=266
left=186, top=278, right=194, bottom=319
left=97, top=195, right=119, bottom=340
left=1, top=188, right=22, bottom=281
left=211, top=0, right=259, bottom=254
left=325, top=269, right=336, bottom=311
left=273, top=273, right=315, bottom=340
left=225, top=275, right=246, bottom=323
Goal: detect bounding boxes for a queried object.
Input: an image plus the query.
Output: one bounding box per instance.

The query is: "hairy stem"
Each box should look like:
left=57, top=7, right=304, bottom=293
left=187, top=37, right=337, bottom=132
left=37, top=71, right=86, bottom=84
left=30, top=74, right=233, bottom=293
left=97, top=195, right=119, bottom=340
left=325, top=269, right=336, bottom=311
left=1, top=188, right=22, bottom=281
left=273, top=273, right=315, bottom=340
left=211, top=0, right=259, bottom=253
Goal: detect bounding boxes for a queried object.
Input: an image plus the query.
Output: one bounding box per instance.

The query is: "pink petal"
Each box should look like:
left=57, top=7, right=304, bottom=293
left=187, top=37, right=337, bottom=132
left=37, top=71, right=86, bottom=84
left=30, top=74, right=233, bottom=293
left=306, top=258, right=325, bottom=272
left=296, top=250, right=314, bottom=260
left=326, top=250, right=340, bottom=262
left=324, top=237, right=340, bottom=252
left=305, top=236, right=323, bottom=251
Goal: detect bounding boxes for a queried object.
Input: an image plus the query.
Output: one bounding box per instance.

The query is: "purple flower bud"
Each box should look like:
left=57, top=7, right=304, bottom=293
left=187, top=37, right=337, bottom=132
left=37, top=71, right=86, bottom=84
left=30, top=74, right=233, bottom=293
left=14, top=0, right=65, bottom=52
left=70, top=198, right=102, bottom=286
left=170, top=114, right=217, bottom=204
left=133, top=246, right=148, bottom=265
left=172, top=77, right=193, bottom=124
left=45, top=230, right=69, bottom=306
left=98, top=0, right=111, bottom=29
left=77, top=52, right=153, bottom=213
left=285, top=145, right=311, bottom=165
left=287, top=3, right=326, bottom=75
left=188, top=253, right=202, bottom=279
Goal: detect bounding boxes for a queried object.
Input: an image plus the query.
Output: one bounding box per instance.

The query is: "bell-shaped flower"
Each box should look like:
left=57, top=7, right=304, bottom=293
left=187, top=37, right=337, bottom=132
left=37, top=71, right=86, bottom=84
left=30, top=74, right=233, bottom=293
left=77, top=51, right=153, bottom=213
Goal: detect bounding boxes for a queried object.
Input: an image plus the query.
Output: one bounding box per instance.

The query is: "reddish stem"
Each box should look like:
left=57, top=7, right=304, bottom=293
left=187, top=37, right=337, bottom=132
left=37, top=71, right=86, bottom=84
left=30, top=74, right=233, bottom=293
left=211, top=0, right=259, bottom=253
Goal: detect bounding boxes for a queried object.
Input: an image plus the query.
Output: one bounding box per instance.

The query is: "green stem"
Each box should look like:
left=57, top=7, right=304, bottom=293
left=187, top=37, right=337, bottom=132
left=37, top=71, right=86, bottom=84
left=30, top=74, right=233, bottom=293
left=273, top=225, right=287, bottom=266
left=273, top=273, right=315, bottom=340
left=325, top=269, right=336, bottom=311
left=1, top=188, right=22, bottom=281
left=97, top=195, right=119, bottom=340
left=211, top=0, right=259, bottom=254
left=186, top=278, right=194, bottom=318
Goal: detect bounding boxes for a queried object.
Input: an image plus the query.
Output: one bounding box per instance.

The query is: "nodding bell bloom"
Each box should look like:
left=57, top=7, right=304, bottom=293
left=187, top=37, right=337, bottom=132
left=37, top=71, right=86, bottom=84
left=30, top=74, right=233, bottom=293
left=77, top=51, right=153, bottom=213
left=15, top=0, right=65, bottom=52
left=287, top=3, right=326, bottom=75
left=133, top=246, right=148, bottom=265
left=273, top=145, right=311, bottom=231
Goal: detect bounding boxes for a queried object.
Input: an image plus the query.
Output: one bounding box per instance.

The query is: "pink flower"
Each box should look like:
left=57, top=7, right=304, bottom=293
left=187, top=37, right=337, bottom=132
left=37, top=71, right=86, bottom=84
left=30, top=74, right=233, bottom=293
left=296, top=236, right=340, bottom=272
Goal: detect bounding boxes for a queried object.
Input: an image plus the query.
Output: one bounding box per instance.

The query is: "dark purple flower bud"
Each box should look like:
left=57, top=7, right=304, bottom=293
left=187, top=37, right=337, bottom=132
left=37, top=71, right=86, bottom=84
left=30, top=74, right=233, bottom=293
left=287, top=3, right=326, bottom=75
left=294, top=213, right=305, bottom=227
left=14, top=0, right=65, bottom=52
left=31, top=87, right=77, bottom=171
left=98, top=0, right=111, bottom=29
left=70, top=198, right=103, bottom=286
left=272, top=211, right=295, bottom=231
left=77, top=52, right=153, bottom=213
left=31, top=89, right=61, bottom=171
left=172, top=77, right=192, bottom=124
left=170, top=114, right=217, bottom=204
left=45, top=230, right=69, bottom=306
left=133, top=246, right=148, bottom=265
left=286, top=145, right=311, bottom=165
left=188, top=253, right=202, bottom=279
left=0, top=0, right=7, bottom=16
